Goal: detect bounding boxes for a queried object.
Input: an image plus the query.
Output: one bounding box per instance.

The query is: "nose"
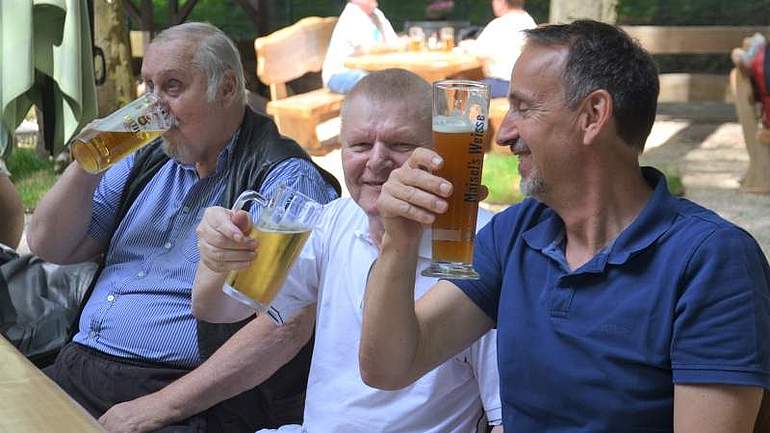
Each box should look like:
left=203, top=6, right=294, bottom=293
left=365, top=142, right=394, bottom=173
left=496, top=108, right=520, bottom=148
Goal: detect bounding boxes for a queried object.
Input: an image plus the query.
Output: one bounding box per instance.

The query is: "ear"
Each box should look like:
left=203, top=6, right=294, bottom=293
left=218, top=70, right=238, bottom=105
left=577, top=89, right=612, bottom=146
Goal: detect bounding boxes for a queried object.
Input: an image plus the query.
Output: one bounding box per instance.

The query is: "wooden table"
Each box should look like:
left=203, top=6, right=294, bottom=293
left=345, top=50, right=483, bottom=83
left=0, top=337, right=106, bottom=433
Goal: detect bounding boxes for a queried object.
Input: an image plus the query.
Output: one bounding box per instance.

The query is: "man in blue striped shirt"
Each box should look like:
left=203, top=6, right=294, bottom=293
left=27, top=22, right=338, bottom=433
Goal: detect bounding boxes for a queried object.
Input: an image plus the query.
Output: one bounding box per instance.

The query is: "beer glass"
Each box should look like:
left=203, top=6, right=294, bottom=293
left=422, top=80, right=489, bottom=280
left=223, top=185, right=324, bottom=312
left=439, top=27, right=455, bottom=52
left=408, top=26, right=425, bottom=52
left=70, top=93, right=174, bottom=174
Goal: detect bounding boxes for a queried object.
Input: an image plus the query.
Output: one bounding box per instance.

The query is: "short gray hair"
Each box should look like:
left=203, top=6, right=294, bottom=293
left=153, top=22, right=246, bottom=105
left=341, top=69, right=431, bottom=133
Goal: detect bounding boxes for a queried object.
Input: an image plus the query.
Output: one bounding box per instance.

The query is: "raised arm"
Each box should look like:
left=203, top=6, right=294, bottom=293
left=27, top=162, right=105, bottom=263
left=359, top=148, right=494, bottom=390
left=192, top=205, right=258, bottom=323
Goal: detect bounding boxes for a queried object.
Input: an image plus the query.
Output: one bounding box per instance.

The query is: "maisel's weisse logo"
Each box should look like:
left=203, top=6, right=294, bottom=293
left=464, top=114, right=485, bottom=203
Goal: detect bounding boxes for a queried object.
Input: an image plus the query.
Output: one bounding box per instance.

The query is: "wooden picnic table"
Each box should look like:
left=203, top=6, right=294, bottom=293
left=345, top=50, right=483, bottom=83
left=0, top=337, right=106, bottom=433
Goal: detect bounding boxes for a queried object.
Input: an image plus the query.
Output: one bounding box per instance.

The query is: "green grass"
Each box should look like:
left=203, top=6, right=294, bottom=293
left=7, top=148, right=57, bottom=211
left=660, top=167, right=685, bottom=196
left=482, top=153, right=522, bottom=206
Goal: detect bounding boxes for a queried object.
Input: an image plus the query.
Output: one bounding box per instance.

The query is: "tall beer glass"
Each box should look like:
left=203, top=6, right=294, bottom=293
left=71, top=93, right=174, bottom=174
left=223, top=185, right=324, bottom=312
left=422, top=80, right=489, bottom=280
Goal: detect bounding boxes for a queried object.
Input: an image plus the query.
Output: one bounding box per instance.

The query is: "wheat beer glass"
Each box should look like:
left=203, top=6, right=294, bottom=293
left=71, top=93, right=174, bottom=174
left=223, top=185, right=324, bottom=312
left=422, top=80, right=489, bottom=280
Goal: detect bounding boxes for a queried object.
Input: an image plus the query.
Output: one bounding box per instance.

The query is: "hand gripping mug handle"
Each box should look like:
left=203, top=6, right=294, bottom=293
left=231, top=190, right=269, bottom=214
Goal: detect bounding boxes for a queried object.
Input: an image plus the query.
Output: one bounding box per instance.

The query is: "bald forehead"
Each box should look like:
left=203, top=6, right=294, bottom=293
left=341, top=96, right=431, bottom=145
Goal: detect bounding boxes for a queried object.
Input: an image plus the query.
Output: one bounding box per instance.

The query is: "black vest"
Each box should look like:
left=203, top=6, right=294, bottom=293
left=73, top=108, right=340, bottom=431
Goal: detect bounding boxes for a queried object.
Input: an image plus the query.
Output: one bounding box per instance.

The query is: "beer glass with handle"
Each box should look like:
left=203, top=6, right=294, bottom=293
left=422, top=80, right=490, bottom=280
left=223, top=184, right=324, bottom=312
left=71, top=92, right=174, bottom=174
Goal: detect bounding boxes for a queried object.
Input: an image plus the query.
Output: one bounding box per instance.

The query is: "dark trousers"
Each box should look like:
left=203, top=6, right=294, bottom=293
left=44, top=343, right=205, bottom=433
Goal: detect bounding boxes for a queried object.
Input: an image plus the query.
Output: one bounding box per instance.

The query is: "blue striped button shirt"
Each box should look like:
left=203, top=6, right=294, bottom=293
left=73, top=134, right=339, bottom=368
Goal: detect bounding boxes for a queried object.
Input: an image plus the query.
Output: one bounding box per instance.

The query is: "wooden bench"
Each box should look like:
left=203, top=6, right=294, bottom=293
left=731, top=66, right=770, bottom=194
left=254, top=16, right=344, bottom=155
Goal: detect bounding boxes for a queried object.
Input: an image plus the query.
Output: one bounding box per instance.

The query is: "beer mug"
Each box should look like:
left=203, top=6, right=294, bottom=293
left=71, top=93, right=174, bottom=174
left=223, top=185, right=324, bottom=312
left=422, top=80, right=490, bottom=280
left=408, top=26, right=425, bottom=52
left=439, top=27, right=455, bottom=52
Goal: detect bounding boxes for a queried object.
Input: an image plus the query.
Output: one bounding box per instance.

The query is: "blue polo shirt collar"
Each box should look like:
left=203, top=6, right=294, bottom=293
left=521, top=167, right=678, bottom=274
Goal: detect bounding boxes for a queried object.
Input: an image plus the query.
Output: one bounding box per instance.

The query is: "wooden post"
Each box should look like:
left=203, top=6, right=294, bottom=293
left=95, top=0, right=137, bottom=116
left=549, top=0, right=617, bottom=24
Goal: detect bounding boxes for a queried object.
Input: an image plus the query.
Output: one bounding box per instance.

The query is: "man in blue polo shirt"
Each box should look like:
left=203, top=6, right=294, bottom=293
left=359, top=20, right=770, bottom=432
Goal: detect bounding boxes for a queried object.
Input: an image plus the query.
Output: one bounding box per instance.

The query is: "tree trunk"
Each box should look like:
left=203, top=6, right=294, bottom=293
left=95, top=0, right=136, bottom=116
left=549, top=0, right=618, bottom=24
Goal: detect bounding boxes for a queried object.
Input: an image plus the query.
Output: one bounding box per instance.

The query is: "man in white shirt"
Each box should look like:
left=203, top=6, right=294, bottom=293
left=192, top=69, right=503, bottom=433
left=322, top=0, right=399, bottom=94
left=461, top=0, right=536, bottom=97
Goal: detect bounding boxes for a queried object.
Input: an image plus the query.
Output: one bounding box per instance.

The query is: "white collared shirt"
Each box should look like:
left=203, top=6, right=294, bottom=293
left=467, top=10, right=537, bottom=80
left=265, top=197, right=500, bottom=433
left=321, top=3, right=399, bottom=85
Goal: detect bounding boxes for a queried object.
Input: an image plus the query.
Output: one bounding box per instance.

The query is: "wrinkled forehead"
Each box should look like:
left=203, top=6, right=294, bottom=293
left=141, top=40, right=199, bottom=78
left=341, top=97, right=431, bottom=146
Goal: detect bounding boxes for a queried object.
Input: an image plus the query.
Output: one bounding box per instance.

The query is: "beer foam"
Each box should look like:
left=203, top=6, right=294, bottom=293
left=433, top=116, right=474, bottom=133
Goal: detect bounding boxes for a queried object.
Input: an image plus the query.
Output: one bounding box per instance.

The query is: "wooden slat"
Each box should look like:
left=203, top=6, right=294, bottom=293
left=658, top=73, right=732, bottom=103
left=266, top=88, right=344, bottom=118
left=621, top=26, right=770, bottom=55
left=254, top=16, right=337, bottom=86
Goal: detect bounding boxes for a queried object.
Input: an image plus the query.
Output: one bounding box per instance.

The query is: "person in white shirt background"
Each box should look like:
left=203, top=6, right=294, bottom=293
left=322, top=0, right=400, bottom=94
left=192, top=69, right=503, bottom=433
left=460, top=0, right=537, bottom=97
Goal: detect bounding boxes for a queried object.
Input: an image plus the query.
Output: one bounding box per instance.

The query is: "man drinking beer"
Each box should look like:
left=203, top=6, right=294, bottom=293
left=359, top=20, right=770, bottom=432
left=27, top=22, right=339, bottom=433
left=192, top=69, right=503, bottom=433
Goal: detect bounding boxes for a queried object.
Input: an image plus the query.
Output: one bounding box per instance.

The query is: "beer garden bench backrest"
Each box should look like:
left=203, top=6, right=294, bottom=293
left=254, top=16, right=344, bottom=155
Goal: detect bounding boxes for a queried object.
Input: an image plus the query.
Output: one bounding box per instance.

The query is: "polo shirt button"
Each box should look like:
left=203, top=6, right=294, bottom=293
left=182, top=206, right=191, bottom=213
left=164, top=242, right=173, bottom=249
left=136, top=271, right=146, bottom=278
left=89, top=331, right=97, bottom=338
left=106, top=294, right=115, bottom=302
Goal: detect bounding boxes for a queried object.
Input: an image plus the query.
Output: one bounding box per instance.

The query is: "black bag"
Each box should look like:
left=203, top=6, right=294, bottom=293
left=0, top=252, right=97, bottom=368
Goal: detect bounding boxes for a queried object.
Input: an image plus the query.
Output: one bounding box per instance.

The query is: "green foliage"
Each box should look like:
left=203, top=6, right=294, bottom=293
left=617, top=0, right=770, bottom=25
left=482, top=153, right=522, bottom=205
left=6, top=148, right=57, bottom=210
left=660, top=168, right=685, bottom=196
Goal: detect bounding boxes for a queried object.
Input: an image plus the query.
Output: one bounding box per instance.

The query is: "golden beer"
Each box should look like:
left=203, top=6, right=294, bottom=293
left=423, top=80, right=489, bottom=280
left=71, top=129, right=164, bottom=174
left=69, top=93, right=173, bottom=173
left=226, top=227, right=311, bottom=305
left=432, top=124, right=485, bottom=265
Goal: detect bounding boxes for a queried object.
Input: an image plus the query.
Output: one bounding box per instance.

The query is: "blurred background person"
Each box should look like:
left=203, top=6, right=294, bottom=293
left=322, top=0, right=400, bottom=94
left=460, top=0, right=536, bottom=97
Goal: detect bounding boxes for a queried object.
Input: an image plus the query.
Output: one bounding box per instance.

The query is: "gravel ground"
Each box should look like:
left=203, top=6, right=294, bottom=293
left=641, top=120, right=770, bottom=259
